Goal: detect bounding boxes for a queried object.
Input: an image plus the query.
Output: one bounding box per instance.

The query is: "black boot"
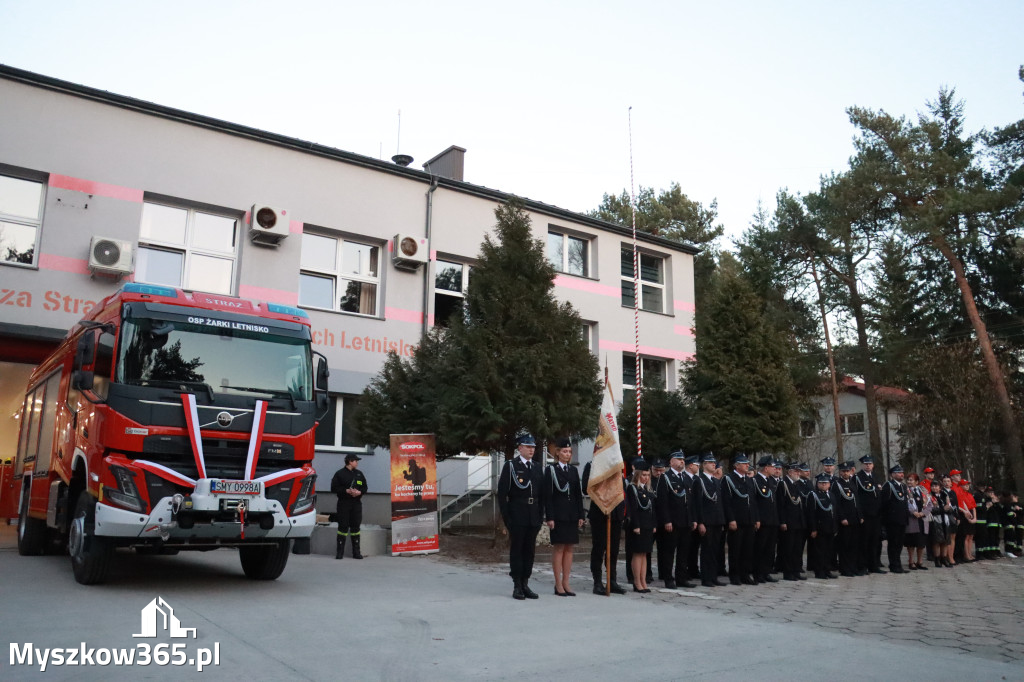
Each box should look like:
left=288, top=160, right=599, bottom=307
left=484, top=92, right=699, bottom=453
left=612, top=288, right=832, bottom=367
left=336, top=536, right=346, bottom=560
left=351, top=536, right=363, bottom=559
left=592, top=580, right=607, bottom=595
left=513, top=580, right=526, bottom=600
left=521, top=579, right=539, bottom=599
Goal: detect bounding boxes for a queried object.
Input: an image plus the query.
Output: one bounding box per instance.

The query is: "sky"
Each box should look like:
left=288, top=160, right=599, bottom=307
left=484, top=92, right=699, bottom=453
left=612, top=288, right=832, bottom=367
left=1, top=1, right=1022, bottom=245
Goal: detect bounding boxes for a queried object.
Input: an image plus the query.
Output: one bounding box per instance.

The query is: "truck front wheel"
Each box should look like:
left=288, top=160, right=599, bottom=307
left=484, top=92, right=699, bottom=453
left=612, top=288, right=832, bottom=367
left=69, top=493, right=113, bottom=585
left=17, top=491, right=47, bottom=556
left=239, top=540, right=291, bottom=580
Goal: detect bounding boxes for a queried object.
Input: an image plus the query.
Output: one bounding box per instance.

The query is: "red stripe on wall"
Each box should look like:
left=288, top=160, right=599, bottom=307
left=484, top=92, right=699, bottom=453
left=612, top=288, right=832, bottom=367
left=385, top=307, right=424, bottom=324
left=674, top=325, right=695, bottom=338
left=290, top=220, right=303, bottom=234
left=598, top=339, right=695, bottom=362
left=238, top=284, right=299, bottom=305
left=38, top=253, right=91, bottom=274
left=48, top=174, right=144, bottom=203
left=674, top=300, right=696, bottom=314
left=553, top=275, right=621, bottom=298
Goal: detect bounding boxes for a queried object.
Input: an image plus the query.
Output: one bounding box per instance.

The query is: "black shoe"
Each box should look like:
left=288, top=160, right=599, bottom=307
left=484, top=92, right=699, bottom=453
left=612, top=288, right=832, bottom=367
left=609, top=583, right=627, bottom=595
left=679, top=580, right=696, bottom=588
left=730, top=578, right=743, bottom=586
left=870, top=568, right=887, bottom=574
left=521, top=581, right=539, bottom=599
left=825, top=572, right=838, bottom=579
left=891, top=567, right=906, bottom=574
left=593, top=582, right=607, bottom=595
left=633, top=584, right=644, bottom=593
left=760, top=574, right=778, bottom=583
left=554, top=588, right=567, bottom=596
left=701, top=581, right=718, bottom=587
left=840, top=572, right=856, bottom=577
left=916, top=563, right=928, bottom=570
left=908, top=564, right=918, bottom=570
left=564, top=590, right=576, bottom=597
left=741, top=576, right=757, bottom=585
left=513, top=582, right=526, bottom=600
left=664, top=579, right=677, bottom=589
left=713, top=578, right=727, bottom=586
left=783, top=574, right=800, bottom=582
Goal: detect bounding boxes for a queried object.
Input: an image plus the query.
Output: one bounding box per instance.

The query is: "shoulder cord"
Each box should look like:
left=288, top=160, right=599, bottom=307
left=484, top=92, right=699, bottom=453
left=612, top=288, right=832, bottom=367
left=548, top=465, right=570, bottom=494
left=755, top=476, right=773, bottom=499
left=887, top=480, right=906, bottom=501
left=507, top=461, right=533, bottom=491
left=631, top=484, right=653, bottom=511
left=782, top=480, right=801, bottom=505
left=812, top=491, right=834, bottom=512
left=664, top=473, right=687, bottom=498
left=834, top=480, right=855, bottom=501
left=856, top=473, right=878, bottom=495
left=725, top=474, right=750, bottom=500
left=698, top=475, right=719, bottom=502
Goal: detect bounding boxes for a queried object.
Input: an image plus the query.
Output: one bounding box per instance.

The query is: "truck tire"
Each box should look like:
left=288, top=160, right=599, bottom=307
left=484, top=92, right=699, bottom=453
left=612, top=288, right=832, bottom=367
left=239, top=540, right=291, bottom=580
left=69, top=492, right=113, bottom=585
left=17, top=492, right=47, bottom=556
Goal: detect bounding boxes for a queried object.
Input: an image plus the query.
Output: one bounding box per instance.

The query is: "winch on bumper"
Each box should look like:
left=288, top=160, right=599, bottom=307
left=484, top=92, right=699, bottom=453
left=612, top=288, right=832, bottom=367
left=93, top=478, right=316, bottom=541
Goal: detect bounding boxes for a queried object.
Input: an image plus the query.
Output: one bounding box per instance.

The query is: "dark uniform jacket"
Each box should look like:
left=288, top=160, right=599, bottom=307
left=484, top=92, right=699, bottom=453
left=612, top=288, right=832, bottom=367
left=722, top=471, right=760, bottom=526
left=805, top=489, right=837, bottom=534
left=777, top=477, right=806, bottom=529
left=498, top=457, right=544, bottom=528
left=331, top=467, right=367, bottom=507
left=691, top=472, right=725, bottom=527
left=879, top=479, right=911, bottom=526
left=831, top=476, right=861, bottom=525
left=625, top=484, right=657, bottom=531
left=656, top=468, right=692, bottom=528
left=753, top=472, right=778, bottom=526
left=542, top=463, right=584, bottom=524
left=582, top=461, right=626, bottom=523
left=855, top=470, right=882, bottom=517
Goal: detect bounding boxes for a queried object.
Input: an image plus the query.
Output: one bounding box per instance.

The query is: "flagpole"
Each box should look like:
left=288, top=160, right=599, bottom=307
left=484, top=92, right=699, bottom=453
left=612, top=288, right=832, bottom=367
left=628, top=107, right=642, bottom=464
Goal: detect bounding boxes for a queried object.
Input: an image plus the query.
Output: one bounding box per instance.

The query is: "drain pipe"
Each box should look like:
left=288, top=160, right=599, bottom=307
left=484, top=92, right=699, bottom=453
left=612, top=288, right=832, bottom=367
left=421, top=175, right=439, bottom=341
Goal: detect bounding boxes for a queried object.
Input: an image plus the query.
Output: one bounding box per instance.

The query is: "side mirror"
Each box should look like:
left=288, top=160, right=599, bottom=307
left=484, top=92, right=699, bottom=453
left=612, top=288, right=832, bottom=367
left=72, top=369, right=95, bottom=392
left=315, top=356, right=329, bottom=391
left=316, top=393, right=329, bottom=412
left=74, top=332, right=96, bottom=370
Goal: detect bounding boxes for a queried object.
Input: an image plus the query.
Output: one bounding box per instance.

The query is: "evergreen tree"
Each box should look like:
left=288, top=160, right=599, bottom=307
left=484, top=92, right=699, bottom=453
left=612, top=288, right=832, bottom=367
left=617, top=385, right=690, bottom=463
left=356, top=199, right=602, bottom=459
left=681, top=254, right=799, bottom=457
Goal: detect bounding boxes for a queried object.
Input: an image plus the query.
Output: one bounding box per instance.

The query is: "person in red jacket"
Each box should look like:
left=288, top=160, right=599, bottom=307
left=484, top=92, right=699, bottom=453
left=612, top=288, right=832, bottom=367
left=958, top=479, right=978, bottom=561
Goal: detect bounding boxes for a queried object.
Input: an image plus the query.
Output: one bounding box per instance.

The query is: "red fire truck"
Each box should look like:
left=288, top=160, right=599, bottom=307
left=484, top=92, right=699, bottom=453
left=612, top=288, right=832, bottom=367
left=11, top=283, right=328, bottom=584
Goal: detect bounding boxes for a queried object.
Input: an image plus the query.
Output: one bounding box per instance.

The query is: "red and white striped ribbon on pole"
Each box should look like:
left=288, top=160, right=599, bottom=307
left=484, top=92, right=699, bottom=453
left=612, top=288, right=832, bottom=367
left=181, top=393, right=207, bottom=479
left=628, top=107, right=642, bottom=463
left=244, top=400, right=267, bottom=481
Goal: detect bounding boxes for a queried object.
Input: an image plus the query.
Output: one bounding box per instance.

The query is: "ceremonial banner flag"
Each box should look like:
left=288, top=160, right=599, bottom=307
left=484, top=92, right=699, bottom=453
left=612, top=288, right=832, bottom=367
left=389, top=433, right=440, bottom=555
left=588, top=379, right=625, bottom=514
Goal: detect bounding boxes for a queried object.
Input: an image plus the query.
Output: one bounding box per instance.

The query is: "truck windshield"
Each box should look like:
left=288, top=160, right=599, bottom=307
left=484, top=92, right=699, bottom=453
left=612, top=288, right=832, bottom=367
left=116, top=316, right=313, bottom=401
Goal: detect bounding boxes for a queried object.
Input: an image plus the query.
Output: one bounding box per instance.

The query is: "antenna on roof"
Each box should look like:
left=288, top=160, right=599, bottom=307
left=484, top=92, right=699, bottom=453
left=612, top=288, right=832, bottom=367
left=391, top=108, right=413, bottom=166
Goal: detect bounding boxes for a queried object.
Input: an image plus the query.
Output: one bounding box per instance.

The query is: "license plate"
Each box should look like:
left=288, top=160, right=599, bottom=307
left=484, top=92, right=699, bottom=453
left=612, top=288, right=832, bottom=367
left=210, top=480, right=262, bottom=495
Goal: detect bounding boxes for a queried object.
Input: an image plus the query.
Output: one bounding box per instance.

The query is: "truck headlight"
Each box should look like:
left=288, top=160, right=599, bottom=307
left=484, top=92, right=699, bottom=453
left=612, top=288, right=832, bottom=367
left=105, top=464, right=144, bottom=512
left=292, top=474, right=317, bottom=515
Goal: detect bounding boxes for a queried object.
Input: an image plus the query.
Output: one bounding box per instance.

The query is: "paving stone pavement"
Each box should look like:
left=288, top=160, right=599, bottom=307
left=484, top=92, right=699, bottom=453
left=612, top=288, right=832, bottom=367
left=455, top=548, right=1024, bottom=665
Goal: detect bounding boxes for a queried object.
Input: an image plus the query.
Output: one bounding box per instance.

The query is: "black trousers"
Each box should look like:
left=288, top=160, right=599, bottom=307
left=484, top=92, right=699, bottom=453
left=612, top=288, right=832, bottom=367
left=337, top=502, right=362, bottom=536
left=657, top=523, right=692, bottom=583
left=885, top=523, right=906, bottom=570
left=727, top=524, right=755, bottom=580
left=860, top=515, right=882, bottom=571
left=753, top=524, right=778, bottom=579
left=688, top=528, right=701, bottom=578
left=779, top=526, right=805, bottom=577
left=836, top=522, right=860, bottom=575
left=699, top=524, right=723, bottom=584
left=508, top=524, right=540, bottom=581
left=811, top=531, right=835, bottom=575
left=590, top=518, right=622, bottom=584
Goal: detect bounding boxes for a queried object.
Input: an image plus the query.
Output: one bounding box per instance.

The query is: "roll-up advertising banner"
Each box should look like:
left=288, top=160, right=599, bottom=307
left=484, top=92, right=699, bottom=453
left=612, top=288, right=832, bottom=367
left=389, top=434, right=440, bottom=555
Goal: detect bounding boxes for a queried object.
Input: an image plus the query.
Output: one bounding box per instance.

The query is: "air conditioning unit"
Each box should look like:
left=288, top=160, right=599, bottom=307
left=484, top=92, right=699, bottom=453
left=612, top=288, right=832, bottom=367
left=392, top=233, right=429, bottom=270
left=248, top=204, right=290, bottom=245
left=88, top=236, right=134, bottom=276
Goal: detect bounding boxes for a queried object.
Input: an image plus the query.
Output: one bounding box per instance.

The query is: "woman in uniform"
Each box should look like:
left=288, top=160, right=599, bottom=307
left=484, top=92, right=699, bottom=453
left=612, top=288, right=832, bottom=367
left=625, top=461, right=656, bottom=593
left=542, top=438, right=585, bottom=596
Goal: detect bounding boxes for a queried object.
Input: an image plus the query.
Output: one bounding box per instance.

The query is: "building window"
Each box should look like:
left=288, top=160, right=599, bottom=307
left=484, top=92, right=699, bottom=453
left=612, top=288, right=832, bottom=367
left=840, top=413, right=865, bottom=435
left=0, top=174, right=44, bottom=267
left=315, top=395, right=364, bottom=451
left=800, top=420, right=817, bottom=438
left=581, top=322, right=597, bottom=354
left=434, top=259, right=470, bottom=328
left=299, top=232, right=380, bottom=316
left=136, top=201, right=237, bottom=295
left=620, top=246, right=665, bottom=312
left=622, top=352, right=667, bottom=403
left=548, top=230, right=590, bottom=277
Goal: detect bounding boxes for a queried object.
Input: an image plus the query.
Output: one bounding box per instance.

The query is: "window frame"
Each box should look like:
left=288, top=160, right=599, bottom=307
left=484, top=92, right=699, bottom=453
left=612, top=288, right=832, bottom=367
left=800, top=420, right=818, bottom=438
left=299, top=231, right=383, bottom=317
left=547, top=228, right=591, bottom=278
left=433, top=258, right=472, bottom=328
left=622, top=352, right=668, bottom=404
left=0, top=172, right=46, bottom=269
left=840, top=413, right=866, bottom=435
left=315, top=394, right=366, bottom=453
left=620, top=245, right=667, bottom=313
left=136, top=199, right=239, bottom=295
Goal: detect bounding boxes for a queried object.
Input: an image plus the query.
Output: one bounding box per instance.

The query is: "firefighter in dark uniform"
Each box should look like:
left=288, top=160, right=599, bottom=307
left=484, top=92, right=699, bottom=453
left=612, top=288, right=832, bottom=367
left=498, top=434, right=545, bottom=600
left=625, top=457, right=655, bottom=585
left=880, top=464, right=910, bottom=573
left=855, top=455, right=885, bottom=573
left=656, top=450, right=696, bottom=589
left=832, top=461, right=863, bottom=576
left=692, top=453, right=726, bottom=587
left=331, top=453, right=368, bottom=559
left=582, top=460, right=627, bottom=595
left=806, top=473, right=838, bottom=579
left=752, top=455, right=780, bottom=583
left=723, top=453, right=760, bottom=585
left=777, top=463, right=807, bottom=581
left=682, top=454, right=702, bottom=580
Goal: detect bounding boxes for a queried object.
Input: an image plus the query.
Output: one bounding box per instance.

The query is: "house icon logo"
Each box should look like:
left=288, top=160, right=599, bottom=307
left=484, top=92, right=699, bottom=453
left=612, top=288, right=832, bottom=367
left=133, top=597, right=197, bottom=639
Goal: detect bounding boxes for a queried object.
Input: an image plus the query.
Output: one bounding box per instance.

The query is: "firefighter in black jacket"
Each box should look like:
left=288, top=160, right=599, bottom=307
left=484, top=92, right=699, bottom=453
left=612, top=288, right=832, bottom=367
left=831, top=461, right=863, bottom=576
left=582, top=461, right=627, bottom=595
left=722, top=453, right=760, bottom=585
left=692, top=453, right=726, bottom=587
left=331, top=454, right=368, bottom=559
left=752, top=455, right=780, bottom=584
left=655, top=450, right=696, bottom=589
left=806, top=473, right=838, bottom=579
left=498, top=434, right=545, bottom=600
left=880, top=464, right=911, bottom=573
left=777, top=463, right=807, bottom=581
left=855, top=455, right=885, bottom=573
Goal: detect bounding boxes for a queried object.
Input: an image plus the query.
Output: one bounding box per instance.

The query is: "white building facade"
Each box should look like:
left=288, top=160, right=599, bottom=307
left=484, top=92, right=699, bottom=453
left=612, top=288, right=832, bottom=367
left=0, top=65, right=697, bottom=525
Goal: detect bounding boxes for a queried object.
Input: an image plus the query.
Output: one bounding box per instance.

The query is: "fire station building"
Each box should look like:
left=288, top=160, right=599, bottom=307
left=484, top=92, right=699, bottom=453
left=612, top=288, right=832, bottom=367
left=0, top=64, right=697, bottom=526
